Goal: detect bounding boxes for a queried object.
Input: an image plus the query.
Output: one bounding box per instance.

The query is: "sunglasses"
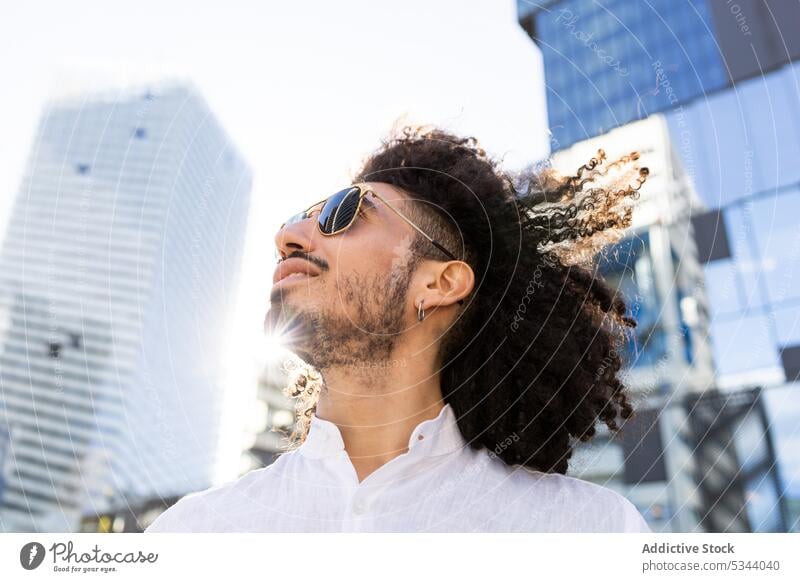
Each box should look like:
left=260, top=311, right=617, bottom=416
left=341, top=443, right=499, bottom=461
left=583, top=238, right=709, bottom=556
left=279, top=183, right=460, bottom=261
left=279, top=183, right=465, bottom=306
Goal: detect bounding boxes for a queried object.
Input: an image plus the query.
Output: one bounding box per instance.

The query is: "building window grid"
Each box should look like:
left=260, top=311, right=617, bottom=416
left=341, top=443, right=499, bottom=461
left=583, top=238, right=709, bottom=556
left=703, top=183, right=800, bottom=383
left=534, top=0, right=728, bottom=150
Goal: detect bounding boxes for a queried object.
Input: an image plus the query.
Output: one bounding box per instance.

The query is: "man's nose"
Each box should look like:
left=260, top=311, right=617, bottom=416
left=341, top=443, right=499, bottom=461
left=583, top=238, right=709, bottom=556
left=274, top=218, right=317, bottom=261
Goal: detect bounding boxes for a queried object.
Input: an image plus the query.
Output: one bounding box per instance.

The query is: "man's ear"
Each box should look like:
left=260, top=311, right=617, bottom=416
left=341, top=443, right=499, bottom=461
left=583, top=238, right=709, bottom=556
left=417, top=260, right=474, bottom=308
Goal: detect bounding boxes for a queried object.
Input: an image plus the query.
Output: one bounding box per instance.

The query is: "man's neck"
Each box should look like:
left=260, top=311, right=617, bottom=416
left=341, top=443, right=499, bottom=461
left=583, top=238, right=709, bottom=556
left=313, top=349, right=444, bottom=483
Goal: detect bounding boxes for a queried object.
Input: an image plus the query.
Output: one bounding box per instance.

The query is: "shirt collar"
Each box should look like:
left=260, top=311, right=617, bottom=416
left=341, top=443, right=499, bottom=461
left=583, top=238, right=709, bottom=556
left=299, top=403, right=466, bottom=460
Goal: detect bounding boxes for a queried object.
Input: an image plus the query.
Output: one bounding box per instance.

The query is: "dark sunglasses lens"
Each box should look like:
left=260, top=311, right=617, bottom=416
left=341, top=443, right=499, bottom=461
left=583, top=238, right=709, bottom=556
left=318, top=187, right=360, bottom=234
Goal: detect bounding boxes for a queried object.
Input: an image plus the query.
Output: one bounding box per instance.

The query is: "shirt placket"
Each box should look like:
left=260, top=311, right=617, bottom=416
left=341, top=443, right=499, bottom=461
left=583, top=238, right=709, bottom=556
left=306, top=404, right=462, bottom=532
left=331, top=450, right=369, bottom=533
left=332, top=449, right=411, bottom=533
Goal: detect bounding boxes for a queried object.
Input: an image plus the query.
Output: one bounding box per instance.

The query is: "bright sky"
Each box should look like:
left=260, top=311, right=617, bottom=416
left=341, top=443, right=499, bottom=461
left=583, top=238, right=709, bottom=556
left=0, top=0, right=549, bottom=479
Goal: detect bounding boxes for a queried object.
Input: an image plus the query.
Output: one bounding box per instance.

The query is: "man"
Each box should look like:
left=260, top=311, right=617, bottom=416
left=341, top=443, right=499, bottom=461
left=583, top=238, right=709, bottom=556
left=146, top=126, right=652, bottom=532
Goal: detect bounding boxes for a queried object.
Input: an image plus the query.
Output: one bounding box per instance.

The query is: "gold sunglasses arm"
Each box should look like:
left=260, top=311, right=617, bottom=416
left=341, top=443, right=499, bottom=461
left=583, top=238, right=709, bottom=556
left=365, top=187, right=465, bottom=306
left=366, top=189, right=459, bottom=261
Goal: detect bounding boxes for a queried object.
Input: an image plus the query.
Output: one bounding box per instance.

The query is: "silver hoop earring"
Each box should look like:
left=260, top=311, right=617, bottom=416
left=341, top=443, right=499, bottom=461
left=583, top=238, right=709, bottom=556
left=417, top=300, right=425, bottom=322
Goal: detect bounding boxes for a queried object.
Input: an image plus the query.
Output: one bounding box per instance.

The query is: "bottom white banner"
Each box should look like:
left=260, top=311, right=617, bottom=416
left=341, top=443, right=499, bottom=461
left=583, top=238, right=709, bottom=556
left=1, top=533, right=797, bottom=581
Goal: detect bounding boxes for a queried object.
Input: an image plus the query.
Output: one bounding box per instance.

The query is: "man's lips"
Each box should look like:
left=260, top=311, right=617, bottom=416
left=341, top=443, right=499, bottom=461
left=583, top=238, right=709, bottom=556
left=272, top=258, right=322, bottom=285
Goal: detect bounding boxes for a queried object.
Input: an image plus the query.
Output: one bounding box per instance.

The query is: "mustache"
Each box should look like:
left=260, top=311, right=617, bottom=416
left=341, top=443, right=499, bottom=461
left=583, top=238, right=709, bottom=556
left=284, top=250, right=329, bottom=272
left=268, top=250, right=329, bottom=307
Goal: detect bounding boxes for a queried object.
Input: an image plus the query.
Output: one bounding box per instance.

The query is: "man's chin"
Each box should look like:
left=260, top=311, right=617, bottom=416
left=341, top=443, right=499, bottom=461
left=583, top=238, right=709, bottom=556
left=263, top=303, right=316, bottom=362
left=264, top=302, right=296, bottom=336
left=269, top=275, right=321, bottom=304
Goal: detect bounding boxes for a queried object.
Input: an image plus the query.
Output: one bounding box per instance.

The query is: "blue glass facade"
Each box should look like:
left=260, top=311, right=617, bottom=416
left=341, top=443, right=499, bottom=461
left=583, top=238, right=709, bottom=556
left=665, top=63, right=800, bottom=386
left=598, top=233, right=669, bottom=369
left=519, top=0, right=727, bottom=150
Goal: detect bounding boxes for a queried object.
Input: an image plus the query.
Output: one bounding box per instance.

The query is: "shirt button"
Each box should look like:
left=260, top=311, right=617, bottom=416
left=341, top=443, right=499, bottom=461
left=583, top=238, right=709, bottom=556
left=352, top=498, right=367, bottom=515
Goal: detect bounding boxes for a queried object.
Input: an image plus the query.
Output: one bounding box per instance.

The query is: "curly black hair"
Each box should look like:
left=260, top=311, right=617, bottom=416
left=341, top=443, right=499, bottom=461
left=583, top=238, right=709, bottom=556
left=283, top=125, right=649, bottom=475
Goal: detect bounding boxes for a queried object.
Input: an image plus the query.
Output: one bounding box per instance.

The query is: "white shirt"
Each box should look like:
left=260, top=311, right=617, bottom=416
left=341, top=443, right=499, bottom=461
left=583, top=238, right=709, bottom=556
left=146, top=403, right=651, bottom=532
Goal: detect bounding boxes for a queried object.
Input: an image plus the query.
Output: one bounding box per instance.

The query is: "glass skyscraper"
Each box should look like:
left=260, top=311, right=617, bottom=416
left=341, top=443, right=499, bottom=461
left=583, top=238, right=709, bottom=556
left=0, top=84, right=252, bottom=532
left=518, top=0, right=800, bottom=150
left=518, top=0, right=800, bottom=531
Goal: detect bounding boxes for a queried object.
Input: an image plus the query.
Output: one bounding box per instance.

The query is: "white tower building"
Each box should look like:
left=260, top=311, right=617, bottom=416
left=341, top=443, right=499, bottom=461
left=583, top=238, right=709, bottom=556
left=0, top=84, right=252, bottom=531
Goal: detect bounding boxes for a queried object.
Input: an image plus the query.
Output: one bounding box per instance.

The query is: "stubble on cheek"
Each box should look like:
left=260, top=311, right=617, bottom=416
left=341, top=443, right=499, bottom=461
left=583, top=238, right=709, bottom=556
left=266, top=259, right=416, bottom=370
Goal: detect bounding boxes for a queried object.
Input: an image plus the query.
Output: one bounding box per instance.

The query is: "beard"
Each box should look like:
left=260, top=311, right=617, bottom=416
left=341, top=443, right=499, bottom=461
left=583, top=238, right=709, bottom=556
left=264, top=263, right=416, bottom=371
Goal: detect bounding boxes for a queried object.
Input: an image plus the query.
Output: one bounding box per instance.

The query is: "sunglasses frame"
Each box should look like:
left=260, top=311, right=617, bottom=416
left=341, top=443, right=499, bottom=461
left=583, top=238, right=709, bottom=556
left=280, top=183, right=460, bottom=261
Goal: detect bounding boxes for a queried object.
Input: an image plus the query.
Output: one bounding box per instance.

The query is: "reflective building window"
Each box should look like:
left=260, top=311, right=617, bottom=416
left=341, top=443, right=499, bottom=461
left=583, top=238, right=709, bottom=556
left=598, top=232, right=668, bottom=368
left=518, top=0, right=726, bottom=149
